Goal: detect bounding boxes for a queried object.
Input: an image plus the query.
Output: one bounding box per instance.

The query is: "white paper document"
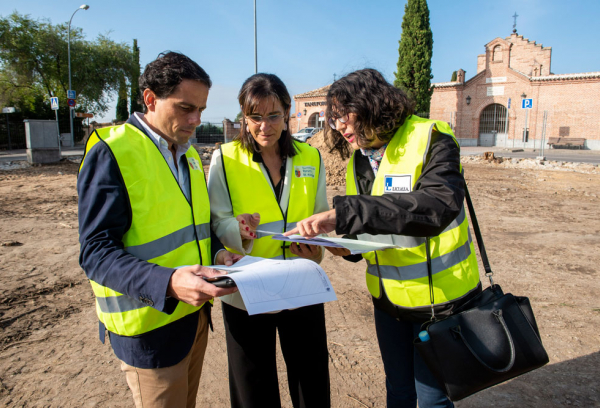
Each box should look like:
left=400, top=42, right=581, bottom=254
left=270, top=235, right=398, bottom=254
left=209, top=256, right=337, bottom=315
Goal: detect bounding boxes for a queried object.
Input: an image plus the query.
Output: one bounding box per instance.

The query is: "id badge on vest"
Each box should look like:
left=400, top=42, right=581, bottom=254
left=384, top=174, right=412, bottom=193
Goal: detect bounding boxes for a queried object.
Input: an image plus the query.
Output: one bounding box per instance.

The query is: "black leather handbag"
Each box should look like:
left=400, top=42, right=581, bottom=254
left=413, top=185, right=549, bottom=402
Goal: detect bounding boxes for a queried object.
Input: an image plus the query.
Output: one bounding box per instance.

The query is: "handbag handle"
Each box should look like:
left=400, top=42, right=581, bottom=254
left=464, top=184, right=494, bottom=285
left=425, top=182, right=494, bottom=320
left=451, top=309, right=516, bottom=373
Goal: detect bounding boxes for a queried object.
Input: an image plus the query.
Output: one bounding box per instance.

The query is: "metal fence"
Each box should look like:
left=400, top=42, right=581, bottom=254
left=0, top=118, right=26, bottom=150
left=195, top=122, right=224, bottom=144
left=0, top=113, right=85, bottom=151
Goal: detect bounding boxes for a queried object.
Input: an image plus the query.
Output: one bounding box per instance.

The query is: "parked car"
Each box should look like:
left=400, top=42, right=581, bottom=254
left=292, top=127, right=322, bottom=142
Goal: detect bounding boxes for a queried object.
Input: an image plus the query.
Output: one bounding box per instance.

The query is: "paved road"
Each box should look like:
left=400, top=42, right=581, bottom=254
left=0, top=147, right=84, bottom=163
left=2, top=145, right=600, bottom=165
left=460, top=146, right=600, bottom=164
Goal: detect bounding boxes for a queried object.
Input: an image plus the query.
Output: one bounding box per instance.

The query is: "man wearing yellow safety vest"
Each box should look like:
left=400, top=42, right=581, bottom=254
left=286, top=69, right=482, bottom=408
left=77, top=52, right=240, bottom=408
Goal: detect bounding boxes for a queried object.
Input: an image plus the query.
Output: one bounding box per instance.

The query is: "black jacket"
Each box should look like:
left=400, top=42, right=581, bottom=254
left=333, top=129, right=479, bottom=321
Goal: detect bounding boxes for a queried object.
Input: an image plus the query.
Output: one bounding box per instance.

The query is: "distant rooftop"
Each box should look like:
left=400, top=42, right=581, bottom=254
left=432, top=70, right=600, bottom=87
left=530, top=71, right=600, bottom=81
left=295, top=84, right=331, bottom=98
left=431, top=82, right=461, bottom=88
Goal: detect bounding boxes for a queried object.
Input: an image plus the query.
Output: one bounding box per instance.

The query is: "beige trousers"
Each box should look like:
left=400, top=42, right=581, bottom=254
left=120, top=306, right=210, bottom=408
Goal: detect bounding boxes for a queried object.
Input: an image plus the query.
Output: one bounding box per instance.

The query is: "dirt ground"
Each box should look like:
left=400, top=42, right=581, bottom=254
left=1, top=155, right=599, bottom=407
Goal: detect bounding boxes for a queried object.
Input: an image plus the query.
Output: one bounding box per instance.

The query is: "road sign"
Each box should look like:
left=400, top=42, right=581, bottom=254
left=522, top=98, right=533, bottom=109
left=75, top=112, right=93, bottom=118
left=50, top=97, right=59, bottom=110
left=67, top=98, right=76, bottom=107
left=319, top=110, right=325, bottom=117
left=507, top=98, right=511, bottom=109
left=67, top=90, right=76, bottom=99
left=2, top=107, right=16, bottom=113
left=297, top=112, right=302, bottom=118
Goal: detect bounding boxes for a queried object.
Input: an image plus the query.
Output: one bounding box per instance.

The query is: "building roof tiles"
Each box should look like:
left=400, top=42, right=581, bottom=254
left=295, top=84, right=331, bottom=98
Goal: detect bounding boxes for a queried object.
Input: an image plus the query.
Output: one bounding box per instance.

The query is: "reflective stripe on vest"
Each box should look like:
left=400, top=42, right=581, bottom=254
left=220, top=141, right=320, bottom=259
left=346, top=115, right=480, bottom=309
left=81, top=124, right=212, bottom=336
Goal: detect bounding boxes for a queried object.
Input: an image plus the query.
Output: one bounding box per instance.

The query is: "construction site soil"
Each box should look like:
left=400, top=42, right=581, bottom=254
left=1, top=139, right=599, bottom=407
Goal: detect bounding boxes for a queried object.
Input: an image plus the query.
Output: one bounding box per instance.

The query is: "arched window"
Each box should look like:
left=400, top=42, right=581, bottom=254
left=479, top=104, right=508, bottom=133
left=492, top=45, right=503, bottom=62
left=308, top=112, right=321, bottom=128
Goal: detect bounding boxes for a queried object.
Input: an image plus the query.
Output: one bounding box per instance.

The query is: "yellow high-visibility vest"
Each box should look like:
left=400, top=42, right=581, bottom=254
left=220, top=141, right=320, bottom=259
left=80, top=124, right=211, bottom=336
left=346, top=115, right=480, bottom=310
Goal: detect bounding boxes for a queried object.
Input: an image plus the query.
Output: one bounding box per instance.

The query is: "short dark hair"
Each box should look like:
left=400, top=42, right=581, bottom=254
left=138, top=51, right=212, bottom=113
left=324, top=68, right=415, bottom=159
left=235, top=73, right=297, bottom=158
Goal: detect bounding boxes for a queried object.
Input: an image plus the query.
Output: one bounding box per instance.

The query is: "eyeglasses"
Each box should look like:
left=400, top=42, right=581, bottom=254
left=246, top=114, right=284, bottom=124
left=328, top=114, right=349, bottom=130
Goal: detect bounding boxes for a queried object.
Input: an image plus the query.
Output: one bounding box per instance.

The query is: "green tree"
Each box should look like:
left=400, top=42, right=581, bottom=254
left=451, top=71, right=457, bottom=82
left=393, top=0, right=433, bottom=114
left=0, top=12, right=135, bottom=117
left=129, top=39, right=143, bottom=113
left=115, top=76, right=129, bottom=121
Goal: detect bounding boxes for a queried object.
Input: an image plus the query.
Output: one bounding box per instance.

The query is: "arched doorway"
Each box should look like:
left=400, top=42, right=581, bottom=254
left=308, top=112, right=322, bottom=128
left=479, top=104, right=507, bottom=146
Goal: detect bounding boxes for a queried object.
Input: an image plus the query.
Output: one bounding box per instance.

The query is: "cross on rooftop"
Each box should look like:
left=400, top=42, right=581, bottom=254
left=512, top=12, right=519, bottom=33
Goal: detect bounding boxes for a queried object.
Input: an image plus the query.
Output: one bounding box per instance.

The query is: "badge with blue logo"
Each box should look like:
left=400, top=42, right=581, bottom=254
left=384, top=175, right=412, bottom=193
left=187, top=157, right=201, bottom=171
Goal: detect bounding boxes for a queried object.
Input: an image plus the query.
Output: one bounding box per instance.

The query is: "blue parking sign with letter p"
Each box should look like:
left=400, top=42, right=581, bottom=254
left=522, top=98, right=533, bottom=109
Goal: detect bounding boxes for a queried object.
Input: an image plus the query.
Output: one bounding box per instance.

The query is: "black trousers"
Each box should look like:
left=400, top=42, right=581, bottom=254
left=222, top=302, right=331, bottom=408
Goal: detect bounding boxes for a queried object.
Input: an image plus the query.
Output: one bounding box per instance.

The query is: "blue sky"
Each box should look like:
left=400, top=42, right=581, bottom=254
left=2, top=0, right=599, bottom=123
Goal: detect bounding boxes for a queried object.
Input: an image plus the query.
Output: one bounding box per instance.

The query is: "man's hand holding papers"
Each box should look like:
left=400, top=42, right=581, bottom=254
left=208, top=256, right=337, bottom=315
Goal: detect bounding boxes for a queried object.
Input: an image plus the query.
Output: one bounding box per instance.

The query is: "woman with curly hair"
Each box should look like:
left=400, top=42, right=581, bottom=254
left=287, top=68, right=481, bottom=408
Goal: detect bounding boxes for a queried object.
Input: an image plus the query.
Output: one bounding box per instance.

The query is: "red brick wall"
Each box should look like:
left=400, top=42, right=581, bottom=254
left=506, top=34, right=552, bottom=76
left=534, top=80, right=600, bottom=140
left=431, top=33, right=600, bottom=146
left=292, top=97, right=327, bottom=131
left=477, top=54, right=486, bottom=74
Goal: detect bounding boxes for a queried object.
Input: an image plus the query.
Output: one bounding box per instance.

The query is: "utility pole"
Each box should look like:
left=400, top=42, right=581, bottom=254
left=67, top=4, right=90, bottom=147
left=254, top=0, right=257, bottom=74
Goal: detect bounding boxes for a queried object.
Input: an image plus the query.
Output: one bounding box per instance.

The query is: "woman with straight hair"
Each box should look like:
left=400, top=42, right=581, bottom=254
left=207, top=73, right=330, bottom=408
left=286, top=68, right=482, bottom=408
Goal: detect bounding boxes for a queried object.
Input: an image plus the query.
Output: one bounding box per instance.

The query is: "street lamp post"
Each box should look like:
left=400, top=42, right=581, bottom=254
left=67, top=4, right=89, bottom=147
left=254, top=0, right=257, bottom=74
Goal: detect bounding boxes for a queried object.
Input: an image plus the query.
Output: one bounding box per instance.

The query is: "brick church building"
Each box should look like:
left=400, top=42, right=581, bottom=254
left=291, top=32, right=599, bottom=150
left=430, top=32, right=600, bottom=150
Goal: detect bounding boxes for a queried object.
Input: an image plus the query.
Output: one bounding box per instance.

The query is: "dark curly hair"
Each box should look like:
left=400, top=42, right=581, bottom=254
left=324, top=68, right=415, bottom=159
left=138, top=51, right=212, bottom=113
left=235, top=73, right=297, bottom=158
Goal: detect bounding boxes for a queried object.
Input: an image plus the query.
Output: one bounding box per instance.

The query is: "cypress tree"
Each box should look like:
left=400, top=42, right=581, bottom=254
left=116, top=77, right=129, bottom=121
left=393, top=0, right=433, bottom=114
left=130, top=39, right=143, bottom=113
left=451, top=71, right=457, bottom=82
